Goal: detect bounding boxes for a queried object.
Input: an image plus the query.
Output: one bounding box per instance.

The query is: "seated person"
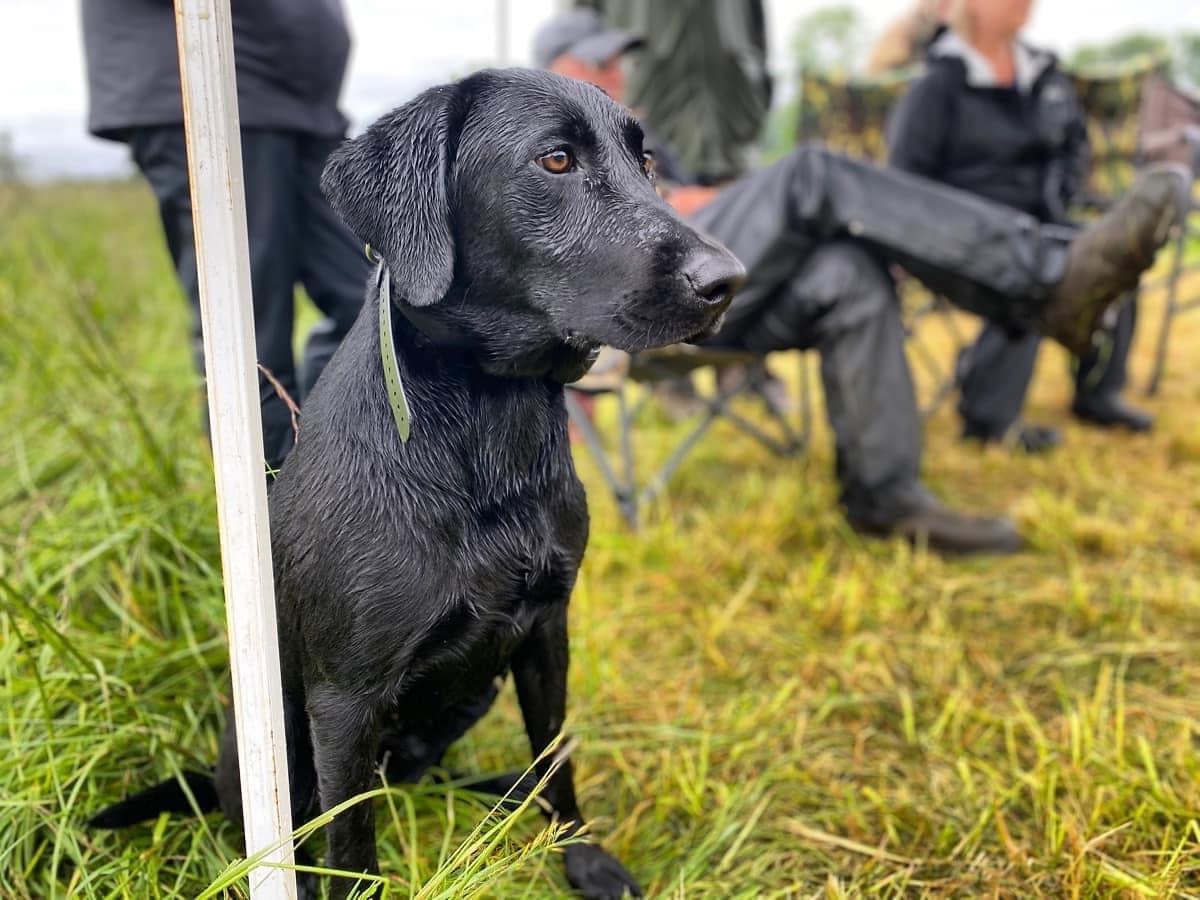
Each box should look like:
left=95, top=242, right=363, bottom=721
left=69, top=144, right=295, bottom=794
left=888, top=0, right=1153, bottom=452
left=536, top=10, right=1188, bottom=556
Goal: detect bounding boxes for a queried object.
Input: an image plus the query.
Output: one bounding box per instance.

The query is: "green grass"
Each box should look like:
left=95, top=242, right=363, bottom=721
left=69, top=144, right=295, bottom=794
left=2, top=179, right=1199, bottom=898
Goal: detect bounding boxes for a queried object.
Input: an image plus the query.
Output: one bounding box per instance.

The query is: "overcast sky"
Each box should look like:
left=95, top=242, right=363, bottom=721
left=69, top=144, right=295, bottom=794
left=1, top=0, right=1197, bottom=178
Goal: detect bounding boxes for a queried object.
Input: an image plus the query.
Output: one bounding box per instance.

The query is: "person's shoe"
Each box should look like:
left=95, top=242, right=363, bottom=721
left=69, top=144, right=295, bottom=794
left=850, top=500, right=1025, bottom=556
left=1044, top=164, right=1191, bottom=355
left=963, top=420, right=1063, bottom=454
left=1072, top=392, right=1154, bottom=432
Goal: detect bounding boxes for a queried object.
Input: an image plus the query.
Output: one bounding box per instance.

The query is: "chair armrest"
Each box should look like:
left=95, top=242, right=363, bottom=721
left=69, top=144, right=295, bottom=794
left=568, top=347, right=631, bottom=395
left=628, top=344, right=760, bottom=382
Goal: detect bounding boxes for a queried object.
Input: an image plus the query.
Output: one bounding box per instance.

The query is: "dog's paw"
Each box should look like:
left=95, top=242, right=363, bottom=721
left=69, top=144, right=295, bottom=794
left=564, top=843, right=642, bottom=899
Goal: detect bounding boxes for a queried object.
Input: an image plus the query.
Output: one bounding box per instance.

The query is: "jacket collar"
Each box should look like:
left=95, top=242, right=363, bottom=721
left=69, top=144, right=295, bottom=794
left=929, top=29, right=1055, bottom=93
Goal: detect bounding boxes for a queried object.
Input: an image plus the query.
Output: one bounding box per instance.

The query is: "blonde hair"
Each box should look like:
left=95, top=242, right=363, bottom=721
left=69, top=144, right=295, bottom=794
left=865, top=0, right=948, bottom=74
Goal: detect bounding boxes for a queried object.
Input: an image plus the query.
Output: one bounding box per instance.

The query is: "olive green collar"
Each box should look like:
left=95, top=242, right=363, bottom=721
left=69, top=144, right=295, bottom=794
left=373, top=258, right=412, bottom=444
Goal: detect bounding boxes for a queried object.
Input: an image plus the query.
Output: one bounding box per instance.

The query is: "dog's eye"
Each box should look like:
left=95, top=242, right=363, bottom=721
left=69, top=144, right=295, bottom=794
left=642, top=151, right=657, bottom=181
left=538, top=149, right=575, bottom=175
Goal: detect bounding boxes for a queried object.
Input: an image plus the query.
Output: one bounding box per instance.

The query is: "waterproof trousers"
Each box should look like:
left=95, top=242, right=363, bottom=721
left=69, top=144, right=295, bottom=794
left=691, top=146, right=1075, bottom=522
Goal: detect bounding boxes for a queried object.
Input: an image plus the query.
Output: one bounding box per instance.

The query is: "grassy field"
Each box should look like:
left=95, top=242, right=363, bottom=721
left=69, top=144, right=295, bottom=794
left=2, top=179, right=1198, bottom=899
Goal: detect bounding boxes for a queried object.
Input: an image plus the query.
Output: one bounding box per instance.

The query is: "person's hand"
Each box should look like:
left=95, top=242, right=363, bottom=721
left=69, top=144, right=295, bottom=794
left=665, top=185, right=719, bottom=217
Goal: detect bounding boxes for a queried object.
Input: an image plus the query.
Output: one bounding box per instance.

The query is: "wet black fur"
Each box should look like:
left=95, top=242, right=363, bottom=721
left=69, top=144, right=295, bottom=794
left=90, top=68, right=743, bottom=899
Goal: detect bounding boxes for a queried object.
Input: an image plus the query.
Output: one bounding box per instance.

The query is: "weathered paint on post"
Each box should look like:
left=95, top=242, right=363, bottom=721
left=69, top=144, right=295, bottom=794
left=172, top=1, right=297, bottom=897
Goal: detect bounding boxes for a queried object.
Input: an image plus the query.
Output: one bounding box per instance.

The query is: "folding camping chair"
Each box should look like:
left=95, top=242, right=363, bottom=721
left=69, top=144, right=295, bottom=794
left=796, top=69, right=909, bottom=162
left=1069, top=58, right=1199, bottom=395
left=566, top=347, right=812, bottom=528
left=1068, top=58, right=1158, bottom=203
left=797, top=69, right=971, bottom=418
left=1137, top=73, right=1200, bottom=394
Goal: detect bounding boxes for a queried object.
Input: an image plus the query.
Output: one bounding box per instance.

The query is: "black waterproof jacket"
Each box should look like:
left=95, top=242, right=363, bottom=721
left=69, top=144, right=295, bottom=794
left=887, top=28, right=1090, bottom=224
left=82, top=0, right=352, bottom=141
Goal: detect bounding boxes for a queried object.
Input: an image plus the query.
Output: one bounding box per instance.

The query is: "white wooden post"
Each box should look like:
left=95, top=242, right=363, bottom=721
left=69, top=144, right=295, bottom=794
left=172, top=1, right=297, bottom=898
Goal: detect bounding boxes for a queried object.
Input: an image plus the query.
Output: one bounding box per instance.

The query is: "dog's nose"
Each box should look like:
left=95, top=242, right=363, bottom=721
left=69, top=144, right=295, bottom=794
left=683, top=244, right=746, bottom=308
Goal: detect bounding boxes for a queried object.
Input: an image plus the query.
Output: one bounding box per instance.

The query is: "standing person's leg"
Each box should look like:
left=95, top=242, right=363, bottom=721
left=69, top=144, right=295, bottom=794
left=295, top=135, right=371, bottom=398
left=128, top=127, right=204, bottom=378
left=237, top=131, right=305, bottom=474
left=135, top=127, right=307, bottom=473
left=131, top=128, right=300, bottom=473
left=1071, top=300, right=1153, bottom=430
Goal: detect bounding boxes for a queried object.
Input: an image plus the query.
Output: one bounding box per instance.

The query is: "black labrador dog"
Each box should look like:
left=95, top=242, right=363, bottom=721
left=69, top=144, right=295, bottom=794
left=90, top=68, right=743, bottom=899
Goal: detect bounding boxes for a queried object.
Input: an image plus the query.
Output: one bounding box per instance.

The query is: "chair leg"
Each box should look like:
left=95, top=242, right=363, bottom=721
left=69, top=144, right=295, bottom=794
left=1146, top=226, right=1186, bottom=396
left=615, top=386, right=640, bottom=528
left=565, top=391, right=638, bottom=528
left=637, top=405, right=728, bottom=509
left=798, top=352, right=813, bottom=449
left=908, top=332, right=951, bottom=418
left=719, top=360, right=810, bottom=456
left=574, top=355, right=815, bottom=526
left=636, top=369, right=753, bottom=509
left=745, top=353, right=809, bottom=456
left=723, top=404, right=803, bottom=456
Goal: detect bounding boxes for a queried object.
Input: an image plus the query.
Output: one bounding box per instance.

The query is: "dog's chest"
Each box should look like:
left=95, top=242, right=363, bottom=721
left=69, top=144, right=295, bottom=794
left=457, top=490, right=583, bottom=621
left=284, top=372, right=587, bottom=699
left=396, top=525, right=579, bottom=703
left=388, top=428, right=587, bottom=700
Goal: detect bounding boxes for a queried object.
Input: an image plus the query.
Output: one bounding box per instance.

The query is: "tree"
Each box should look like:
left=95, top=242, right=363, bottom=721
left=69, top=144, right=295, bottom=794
left=1069, top=32, right=1170, bottom=71
left=1175, top=34, right=1200, bottom=89
left=1069, top=30, right=1200, bottom=91
left=758, top=4, right=871, bottom=163
left=791, top=4, right=868, bottom=77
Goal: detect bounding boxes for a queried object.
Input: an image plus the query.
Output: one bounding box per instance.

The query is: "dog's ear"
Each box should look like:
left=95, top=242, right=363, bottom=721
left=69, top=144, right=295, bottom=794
left=321, top=84, right=465, bottom=307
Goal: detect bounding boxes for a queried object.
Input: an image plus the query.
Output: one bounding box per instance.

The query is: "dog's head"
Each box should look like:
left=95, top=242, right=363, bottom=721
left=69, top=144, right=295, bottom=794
left=322, top=68, right=745, bottom=381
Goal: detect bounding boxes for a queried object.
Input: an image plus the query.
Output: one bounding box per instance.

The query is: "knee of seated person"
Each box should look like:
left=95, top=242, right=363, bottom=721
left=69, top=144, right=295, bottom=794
left=809, top=244, right=893, bottom=302
left=781, top=144, right=829, bottom=180
left=798, top=244, right=899, bottom=333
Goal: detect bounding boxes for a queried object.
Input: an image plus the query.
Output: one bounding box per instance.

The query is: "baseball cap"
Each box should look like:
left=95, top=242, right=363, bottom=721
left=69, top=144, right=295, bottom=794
left=533, top=10, right=643, bottom=69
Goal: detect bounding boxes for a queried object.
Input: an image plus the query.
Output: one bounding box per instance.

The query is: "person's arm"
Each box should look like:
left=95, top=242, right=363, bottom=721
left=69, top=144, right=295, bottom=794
left=886, top=64, right=957, bottom=178
left=1041, top=71, right=1092, bottom=223
left=868, top=14, right=920, bottom=76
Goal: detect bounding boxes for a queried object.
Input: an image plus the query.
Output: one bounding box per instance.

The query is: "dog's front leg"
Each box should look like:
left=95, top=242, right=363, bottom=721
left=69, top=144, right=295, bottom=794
left=512, top=604, right=642, bottom=899
left=307, top=685, right=381, bottom=900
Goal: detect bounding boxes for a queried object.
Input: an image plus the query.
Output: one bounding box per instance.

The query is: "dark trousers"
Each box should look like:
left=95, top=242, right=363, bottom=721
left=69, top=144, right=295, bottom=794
left=130, top=127, right=370, bottom=472
left=958, top=301, right=1136, bottom=437
left=691, top=146, right=1075, bottom=523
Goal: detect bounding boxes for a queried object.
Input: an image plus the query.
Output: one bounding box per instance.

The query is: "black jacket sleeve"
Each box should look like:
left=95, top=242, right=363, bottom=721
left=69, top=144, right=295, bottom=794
left=1037, top=69, right=1092, bottom=223
left=886, top=61, right=960, bottom=179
